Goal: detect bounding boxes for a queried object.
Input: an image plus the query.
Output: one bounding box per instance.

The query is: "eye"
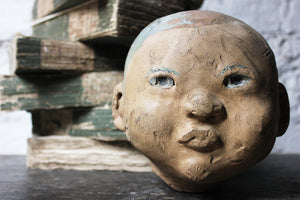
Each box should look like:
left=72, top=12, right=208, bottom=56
left=149, top=76, right=175, bottom=88
left=223, top=74, right=250, bottom=88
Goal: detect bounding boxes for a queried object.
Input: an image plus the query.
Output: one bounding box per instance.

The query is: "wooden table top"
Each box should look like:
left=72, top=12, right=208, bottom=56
left=0, top=154, right=299, bottom=200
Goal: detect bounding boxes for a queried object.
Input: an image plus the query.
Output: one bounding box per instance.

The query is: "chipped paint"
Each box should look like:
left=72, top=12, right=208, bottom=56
left=147, top=67, right=179, bottom=76
left=37, top=0, right=54, bottom=19
left=0, top=72, right=123, bottom=111
left=68, top=1, right=99, bottom=40
left=33, top=13, right=69, bottom=40
left=81, top=71, right=123, bottom=106
left=218, top=65, right=247, bottom=76
left=124, top=10, right=242, bottom=75
left=125, top=11, right=190, bottom=69
left=31, top=107, right=126, bottom=141
left=69, top=130, right=126, bottom=140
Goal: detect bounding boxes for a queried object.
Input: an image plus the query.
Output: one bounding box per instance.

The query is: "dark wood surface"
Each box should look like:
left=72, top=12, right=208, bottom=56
left=1, top=154, right=300, bottom=200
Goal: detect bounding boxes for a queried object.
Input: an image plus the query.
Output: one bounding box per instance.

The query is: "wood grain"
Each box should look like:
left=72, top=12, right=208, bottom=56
left=32, top=0, right=203, bottom=45
left=27, top=136, right=151, bottom=171
left=31, top=107, right=126, bottom=141
left=9, top=34, right=126, bottom=74
left=32, top=0, right=89, bottom=19
left=0, top=71, right=123, bottom=111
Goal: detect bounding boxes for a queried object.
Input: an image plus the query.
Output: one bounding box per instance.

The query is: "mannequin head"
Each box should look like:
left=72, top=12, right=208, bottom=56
left=112, top=10, right=290, bottom=192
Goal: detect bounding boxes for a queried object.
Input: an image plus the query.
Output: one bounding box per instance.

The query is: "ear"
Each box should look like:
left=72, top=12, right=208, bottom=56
left=277, top=82, right=290, bottom=137
left=112, top=82, right=125, bottom=131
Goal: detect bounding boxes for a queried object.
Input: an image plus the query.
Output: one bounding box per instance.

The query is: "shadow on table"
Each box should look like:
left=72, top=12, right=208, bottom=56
left=193, top=154, right=300, bottom=199
left=31, top=154, right=300, bottom=200
left=1, top=154, right=299, bottom=200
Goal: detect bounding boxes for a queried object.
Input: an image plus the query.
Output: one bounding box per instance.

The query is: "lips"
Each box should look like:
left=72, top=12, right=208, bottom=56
left=177, top=129, right=221, bottom=152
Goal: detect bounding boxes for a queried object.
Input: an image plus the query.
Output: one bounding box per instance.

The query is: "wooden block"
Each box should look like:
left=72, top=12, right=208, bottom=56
left=32, top=0, right=89, bottom=19
left=32, top=0, right=204, bottom=20
left=27, top=136, right=151, bottom=172
left=32, top=0, right=203, bottom=45
left=184, top=0, right=204, bottom=10
left=31, top=107, right=126, bottom=141
left=9, top=34, right=127, bottom=74
left=0, top=71, right=123, bottom=111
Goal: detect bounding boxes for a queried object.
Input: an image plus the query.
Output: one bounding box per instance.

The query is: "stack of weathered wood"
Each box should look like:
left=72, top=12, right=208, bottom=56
left=0, top=0, right=203, bottom=171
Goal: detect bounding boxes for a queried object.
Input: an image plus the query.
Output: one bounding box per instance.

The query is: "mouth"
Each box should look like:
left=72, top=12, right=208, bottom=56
left=177, top=129, right=222, bottom=152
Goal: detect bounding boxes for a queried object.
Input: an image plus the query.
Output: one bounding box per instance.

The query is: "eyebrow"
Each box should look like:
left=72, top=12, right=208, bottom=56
left=218, top=65, right=247, bottom=76
left=147, top=67, right=180, bottom=76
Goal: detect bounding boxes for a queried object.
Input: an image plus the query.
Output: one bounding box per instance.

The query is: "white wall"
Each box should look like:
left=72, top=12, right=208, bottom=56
left=0, top=0, right=34, bottom=154
left=0, top=0, right=299, bottom=154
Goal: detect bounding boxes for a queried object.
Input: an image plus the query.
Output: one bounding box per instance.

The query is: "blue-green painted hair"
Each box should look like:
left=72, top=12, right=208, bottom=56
left=125, top=11, right=191, bottom=70
left=122, top=12, right=191, bottom=89
left=122, top=10, right=276, bottom=97
left=124, top=10, right=237, bottom=74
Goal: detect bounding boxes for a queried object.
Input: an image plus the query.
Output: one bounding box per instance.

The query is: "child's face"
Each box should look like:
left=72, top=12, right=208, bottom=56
left=116, top=22, right=288, bottom=192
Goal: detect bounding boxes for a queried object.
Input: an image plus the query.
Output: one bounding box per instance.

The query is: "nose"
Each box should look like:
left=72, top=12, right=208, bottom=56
left=183, top=91, right=226, bottom=123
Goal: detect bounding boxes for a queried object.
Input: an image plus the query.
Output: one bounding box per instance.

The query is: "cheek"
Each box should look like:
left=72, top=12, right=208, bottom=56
left=125, top=99, right=174, bottom=156
left=224, top=98, right=276, bottom=155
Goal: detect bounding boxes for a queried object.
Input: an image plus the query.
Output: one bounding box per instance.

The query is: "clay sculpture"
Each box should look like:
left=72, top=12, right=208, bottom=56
left=112, top=10, right=290, bottom=192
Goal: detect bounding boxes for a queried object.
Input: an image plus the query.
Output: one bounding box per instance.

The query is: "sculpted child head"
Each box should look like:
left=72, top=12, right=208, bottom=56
left=112, top=10, right=290, bottom=192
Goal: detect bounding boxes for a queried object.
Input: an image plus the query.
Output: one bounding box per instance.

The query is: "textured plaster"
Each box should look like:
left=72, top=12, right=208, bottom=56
left=0, top=0, right=299, bottom=154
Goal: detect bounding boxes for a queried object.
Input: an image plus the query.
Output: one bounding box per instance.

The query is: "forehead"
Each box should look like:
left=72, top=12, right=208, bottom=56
left=141, top=25, right=243, bottom=57
left=128, top=25, right=269, bottom=75
left=124, top=11, right=240, bottom=69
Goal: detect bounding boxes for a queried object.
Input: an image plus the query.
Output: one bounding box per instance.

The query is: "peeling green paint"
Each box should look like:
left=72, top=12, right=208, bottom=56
left=33, top=14, right=69, bottom=40
left=31, top=107, right=126, bottom=140
left=53, top=0, right=87, bottom=12
left=1, top=76, right=82, bottom=96
left=97, top=0, right=115, bottom=33
left=69, top=130, right=126, bottom=140
left=1, top=102, right=15, bottom=110
left=13, top=36, right=126, bottom=73
left=0, top=72, right=120, bottom=110
left=53, top=0, right=65, bottom=7
left=73, top=109, right=115, bottom=129
left=32, top=0, right=88, bottom=19
left=16, top=38, right=41, bottom=69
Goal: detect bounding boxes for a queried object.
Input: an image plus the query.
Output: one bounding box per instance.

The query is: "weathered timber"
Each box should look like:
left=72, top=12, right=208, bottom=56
left=9, top=34, right=127, bottom=74
left=31, top=107, right=126, bottom=141
left=32, top=0, right=89, bottom=19
left=0, top=71, right=123, bottom=111
left=184, top=0, right=204, bottom=10
left=32, top=0, right=204, bottom=20
left=32, top=0, right=204, bottom=45
left=27, top=136, right=151, bottom=172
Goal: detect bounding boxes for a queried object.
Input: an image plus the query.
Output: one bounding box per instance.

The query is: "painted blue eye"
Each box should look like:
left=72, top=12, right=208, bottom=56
left=149, top=76, right=174, bottom=88
left=223, top=74, right=250, bottom=88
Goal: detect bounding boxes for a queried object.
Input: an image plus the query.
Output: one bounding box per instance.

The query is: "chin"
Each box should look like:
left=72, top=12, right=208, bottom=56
left=156, top=165, right=221, bottom=193
left=151, top=152, right=263, bottom=193
left=150, top=158, right=223, bottom=192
